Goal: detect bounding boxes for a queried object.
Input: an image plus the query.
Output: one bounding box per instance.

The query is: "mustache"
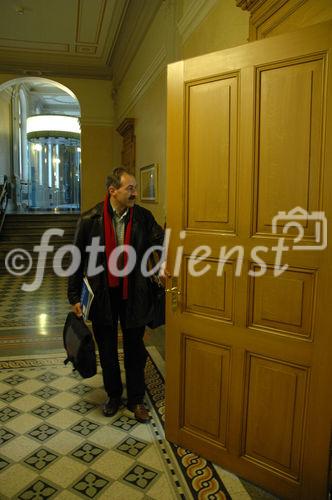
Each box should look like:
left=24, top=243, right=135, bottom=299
left=129, top=196, right=136, bottom=200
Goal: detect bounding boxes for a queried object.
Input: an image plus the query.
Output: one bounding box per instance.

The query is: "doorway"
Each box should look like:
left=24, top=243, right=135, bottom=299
left=0, top=77, right=81, bottom=212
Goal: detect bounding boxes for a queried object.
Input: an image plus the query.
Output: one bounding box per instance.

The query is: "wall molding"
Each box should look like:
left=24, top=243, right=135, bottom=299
left=177, top=0, right=219, bottom=42
left=117, top=45, right=166, bottom=122
left=130, top=46, right=166, bottom=104
left=108, top=0, right=163, bottom=87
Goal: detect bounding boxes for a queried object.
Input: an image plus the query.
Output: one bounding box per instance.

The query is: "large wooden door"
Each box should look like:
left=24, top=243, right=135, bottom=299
left=165, top=21, right=332, bottom=500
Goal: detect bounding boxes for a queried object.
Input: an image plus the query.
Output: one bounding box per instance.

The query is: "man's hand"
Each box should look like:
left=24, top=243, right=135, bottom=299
left=158, top=266, right=171, bottom=288
left=72, top=302, right=83, bottom=317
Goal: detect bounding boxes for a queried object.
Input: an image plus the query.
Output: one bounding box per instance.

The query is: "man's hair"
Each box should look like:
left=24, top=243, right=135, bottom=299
left=106, top=167, right=130, bottom=189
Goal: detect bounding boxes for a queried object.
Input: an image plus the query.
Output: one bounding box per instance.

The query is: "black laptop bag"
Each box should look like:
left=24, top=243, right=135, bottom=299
left=63, top=312, right=97, bottom=378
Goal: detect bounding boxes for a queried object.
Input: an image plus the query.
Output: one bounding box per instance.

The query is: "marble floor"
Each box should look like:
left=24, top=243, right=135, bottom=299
left=0, top=273, right=278, bottom=499
left=0, top=273, right=164, bottom=358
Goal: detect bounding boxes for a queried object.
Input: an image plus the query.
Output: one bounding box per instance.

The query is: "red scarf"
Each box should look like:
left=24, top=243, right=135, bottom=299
left=103, top=194, right=133, bottom=299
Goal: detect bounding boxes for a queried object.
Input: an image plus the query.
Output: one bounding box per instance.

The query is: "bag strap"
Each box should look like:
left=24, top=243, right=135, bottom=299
left=148, top=250, right=164, bottom=287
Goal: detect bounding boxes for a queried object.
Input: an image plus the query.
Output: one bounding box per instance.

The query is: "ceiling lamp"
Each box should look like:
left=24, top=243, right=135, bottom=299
left=27, top=115, right=80, bottom=139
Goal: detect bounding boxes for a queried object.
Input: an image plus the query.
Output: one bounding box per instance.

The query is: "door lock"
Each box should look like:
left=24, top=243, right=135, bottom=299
left=165, top=277, right=181, bottom=311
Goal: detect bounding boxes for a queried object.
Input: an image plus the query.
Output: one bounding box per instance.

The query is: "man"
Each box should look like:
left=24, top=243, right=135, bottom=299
left=68, top=167, right=164, bottom=423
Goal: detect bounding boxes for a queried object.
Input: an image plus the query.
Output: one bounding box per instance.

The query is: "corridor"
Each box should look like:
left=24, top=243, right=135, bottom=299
left=0, top=272, right=275, bottom=499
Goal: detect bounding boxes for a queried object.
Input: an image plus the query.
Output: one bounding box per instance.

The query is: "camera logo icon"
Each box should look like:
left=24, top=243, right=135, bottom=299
left=271, top=206, right=327, bottom=250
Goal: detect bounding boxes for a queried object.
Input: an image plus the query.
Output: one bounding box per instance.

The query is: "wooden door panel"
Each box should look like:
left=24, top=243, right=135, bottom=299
left=248, top=265, right=317, bottom=339
left=166, top=21, right=332, bottom=500
left=184, top=257, right=234, bottom=322
left=254, top=57, right=325, bottom=237
left=181, top=337, right=230, bottom=447
left=243, top=354, right=309, bottom=481
left=187, top=75, right=238, bottom=232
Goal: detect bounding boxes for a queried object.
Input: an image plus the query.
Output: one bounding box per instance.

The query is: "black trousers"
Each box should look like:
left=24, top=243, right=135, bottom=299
left=92, top=287, right=147, bottom=406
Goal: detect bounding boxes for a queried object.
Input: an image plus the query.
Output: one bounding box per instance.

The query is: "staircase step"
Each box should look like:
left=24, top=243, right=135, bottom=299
left=0, top=214, right=80, bottom=275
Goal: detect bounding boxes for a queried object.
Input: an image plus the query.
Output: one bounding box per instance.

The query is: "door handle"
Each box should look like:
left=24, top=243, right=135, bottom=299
left=165, top=277, right=180, bottom=311
left=165, top=286, right=181, bottom=294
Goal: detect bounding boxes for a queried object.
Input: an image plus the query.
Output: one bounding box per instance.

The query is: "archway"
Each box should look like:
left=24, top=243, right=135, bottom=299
left=0, top=77, right=81, bottom=212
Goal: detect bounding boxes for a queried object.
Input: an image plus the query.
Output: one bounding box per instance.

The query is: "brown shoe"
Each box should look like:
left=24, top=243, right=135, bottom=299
left=129, top=403, right=150, bottom=423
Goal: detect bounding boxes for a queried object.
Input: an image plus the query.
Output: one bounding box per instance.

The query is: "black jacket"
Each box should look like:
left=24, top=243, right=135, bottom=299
left=67, top=202, right=164, bottom=328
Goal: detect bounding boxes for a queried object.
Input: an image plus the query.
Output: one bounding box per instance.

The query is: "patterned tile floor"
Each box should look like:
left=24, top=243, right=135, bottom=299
left=1, top=351, right=175, bottom=499
left=0, top=272, right=278, bottom=499
left=0, top=349, right=257, bottom=500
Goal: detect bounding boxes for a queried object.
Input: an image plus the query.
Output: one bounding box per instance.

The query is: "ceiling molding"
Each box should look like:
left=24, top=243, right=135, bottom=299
left=102, top=0, right=129, bottom=62
left=0, top=39, right=70, bottom=53
left=0, top=1, right=161, bottom=80
left=117, top=46, right=166, bottom=123
left=177, top=0, right=219, bottom=42
left=0, top=64, right=112, bottom=80
left=108, top=0, right=163, bottom=86
left=76, top=0, right=107, bottom=45
left=0, top=0, right=129, bottom=78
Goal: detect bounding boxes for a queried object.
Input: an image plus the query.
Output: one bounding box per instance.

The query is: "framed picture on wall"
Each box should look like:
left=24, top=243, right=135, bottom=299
left=140, top=163, right=158, bottom=202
